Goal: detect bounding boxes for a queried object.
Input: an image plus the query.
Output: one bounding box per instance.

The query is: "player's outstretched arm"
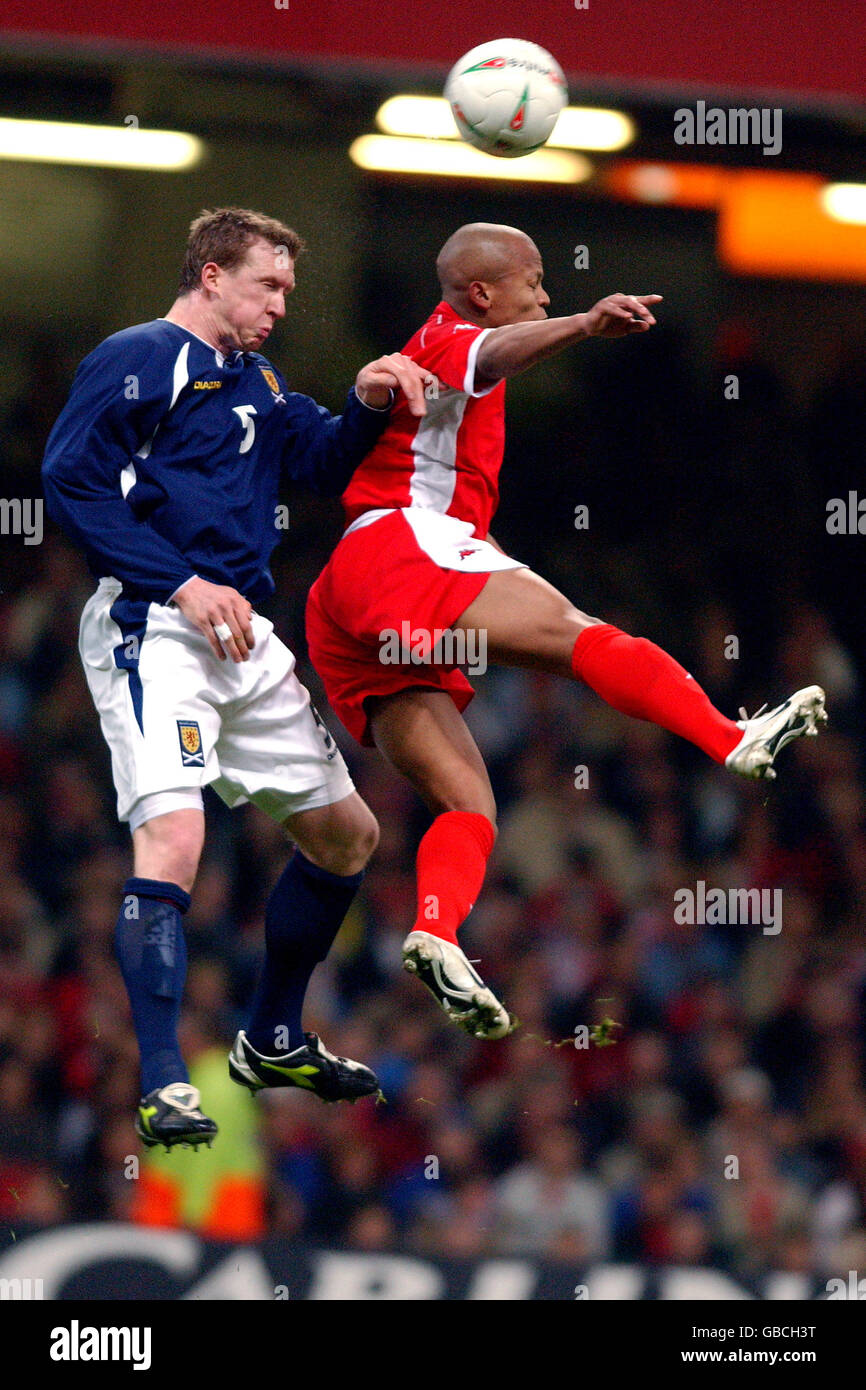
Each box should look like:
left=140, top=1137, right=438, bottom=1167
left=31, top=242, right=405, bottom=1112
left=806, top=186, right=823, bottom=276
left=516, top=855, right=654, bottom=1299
left=281, top=354, right=431, bottom=497
left=475, top=293, right=663, bottom=384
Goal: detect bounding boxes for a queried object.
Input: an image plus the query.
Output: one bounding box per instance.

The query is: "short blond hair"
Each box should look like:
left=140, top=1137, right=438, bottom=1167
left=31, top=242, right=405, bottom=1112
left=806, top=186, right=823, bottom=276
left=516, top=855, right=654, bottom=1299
left=178, top=207, right=305, bottom=292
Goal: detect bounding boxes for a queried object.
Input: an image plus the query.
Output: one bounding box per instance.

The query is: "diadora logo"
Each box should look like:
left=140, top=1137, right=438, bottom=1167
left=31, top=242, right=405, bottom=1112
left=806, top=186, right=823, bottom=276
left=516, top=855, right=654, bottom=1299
left=193, top=380, right=222, bottom=390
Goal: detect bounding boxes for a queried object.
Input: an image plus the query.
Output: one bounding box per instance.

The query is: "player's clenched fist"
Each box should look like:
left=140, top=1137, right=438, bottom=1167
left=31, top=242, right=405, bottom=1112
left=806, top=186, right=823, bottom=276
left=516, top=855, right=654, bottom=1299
left=172, top=575, right=255, bottom=663
left=355, top=352, right=433, bottom=418
left=583, top=293, right=663, bottom=338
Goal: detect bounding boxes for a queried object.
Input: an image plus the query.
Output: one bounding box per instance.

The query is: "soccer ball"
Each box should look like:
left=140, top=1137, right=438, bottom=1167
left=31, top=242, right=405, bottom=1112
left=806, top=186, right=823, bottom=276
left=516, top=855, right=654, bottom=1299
left=444, top=39, right=568, bottom=158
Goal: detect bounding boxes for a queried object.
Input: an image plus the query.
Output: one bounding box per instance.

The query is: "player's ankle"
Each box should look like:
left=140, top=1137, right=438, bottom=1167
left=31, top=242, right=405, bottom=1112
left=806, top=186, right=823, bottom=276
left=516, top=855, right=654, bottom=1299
left=409, top=920, right=460, bottom=945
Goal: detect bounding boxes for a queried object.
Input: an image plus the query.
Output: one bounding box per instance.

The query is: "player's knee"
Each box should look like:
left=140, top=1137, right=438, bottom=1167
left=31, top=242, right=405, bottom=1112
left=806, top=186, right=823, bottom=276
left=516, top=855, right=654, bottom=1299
left=549, top=606, right=598, bottom=642
left=534, top=606, right=600, bottom=672
left=299, top=802, right=379, bottom=876
left=132, top=810, right=204, bottom=893
left=154, top=843, right=201, bottom=893
left=345, top=805, right=380, bottom=869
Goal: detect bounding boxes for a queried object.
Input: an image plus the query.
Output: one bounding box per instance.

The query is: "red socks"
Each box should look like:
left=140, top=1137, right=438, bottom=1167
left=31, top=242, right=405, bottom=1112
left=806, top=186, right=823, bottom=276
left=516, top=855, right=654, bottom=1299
left=411, top=810, right=495, bottom=945
left=408, top=633, right=738, bottom=948
left=571, top=624, right=741, bottom=764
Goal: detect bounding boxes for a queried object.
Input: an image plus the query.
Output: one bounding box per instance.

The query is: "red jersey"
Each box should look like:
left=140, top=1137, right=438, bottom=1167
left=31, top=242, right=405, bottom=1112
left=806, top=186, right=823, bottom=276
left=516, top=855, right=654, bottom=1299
left=342, top=301, right=506, bottom=539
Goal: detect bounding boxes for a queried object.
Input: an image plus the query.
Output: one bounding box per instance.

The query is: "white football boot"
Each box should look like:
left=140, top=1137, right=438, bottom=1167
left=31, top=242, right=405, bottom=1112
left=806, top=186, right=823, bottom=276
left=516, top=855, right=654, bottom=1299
left=725, top=685, right=827, bottom=780
left=402, top=930, right=511, bottom=1040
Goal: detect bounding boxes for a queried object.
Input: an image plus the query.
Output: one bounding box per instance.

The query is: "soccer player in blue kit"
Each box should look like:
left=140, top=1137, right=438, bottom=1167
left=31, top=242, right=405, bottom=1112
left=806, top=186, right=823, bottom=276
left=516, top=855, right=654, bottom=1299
left=42, top=208, right=430, bottom=1149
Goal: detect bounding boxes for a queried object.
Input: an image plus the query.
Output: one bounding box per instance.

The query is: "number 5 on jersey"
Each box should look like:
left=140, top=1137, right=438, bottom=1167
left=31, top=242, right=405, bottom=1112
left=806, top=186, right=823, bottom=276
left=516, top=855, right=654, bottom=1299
left=232, top=405, right=257, bottom=454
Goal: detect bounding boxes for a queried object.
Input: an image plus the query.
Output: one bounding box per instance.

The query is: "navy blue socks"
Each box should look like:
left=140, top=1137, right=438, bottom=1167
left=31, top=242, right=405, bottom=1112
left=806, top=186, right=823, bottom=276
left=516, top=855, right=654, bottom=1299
left=115, top=877, right=190, bottom=1096
left=115, top=856, right=362, bottom=1087
left=245, top=851, right=364, bottom=1056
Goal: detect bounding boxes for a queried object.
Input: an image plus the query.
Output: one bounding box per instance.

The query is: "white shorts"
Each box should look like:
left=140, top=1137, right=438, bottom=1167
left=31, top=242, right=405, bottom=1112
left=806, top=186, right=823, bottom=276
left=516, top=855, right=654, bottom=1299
left=79, top=577, right=354, bottom=828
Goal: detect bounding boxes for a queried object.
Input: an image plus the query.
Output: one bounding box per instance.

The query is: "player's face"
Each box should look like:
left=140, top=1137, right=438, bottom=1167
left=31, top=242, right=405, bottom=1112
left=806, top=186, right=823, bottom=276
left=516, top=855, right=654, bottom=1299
left=486, top=253, right=550, bottom=326
left=211, top=239, right=295, bottom=351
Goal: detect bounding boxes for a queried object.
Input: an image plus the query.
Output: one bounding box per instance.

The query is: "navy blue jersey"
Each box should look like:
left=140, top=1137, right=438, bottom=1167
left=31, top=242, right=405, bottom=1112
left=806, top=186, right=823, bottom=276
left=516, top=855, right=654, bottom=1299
left=42, top=319, right=392, bottom=604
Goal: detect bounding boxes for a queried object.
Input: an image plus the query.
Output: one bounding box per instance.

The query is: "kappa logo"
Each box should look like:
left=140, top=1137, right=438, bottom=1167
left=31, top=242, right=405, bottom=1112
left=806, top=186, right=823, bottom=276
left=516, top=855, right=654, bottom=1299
left=177, top=720, right=205, bottom=767
left=259, top=367, right=286, bottom=404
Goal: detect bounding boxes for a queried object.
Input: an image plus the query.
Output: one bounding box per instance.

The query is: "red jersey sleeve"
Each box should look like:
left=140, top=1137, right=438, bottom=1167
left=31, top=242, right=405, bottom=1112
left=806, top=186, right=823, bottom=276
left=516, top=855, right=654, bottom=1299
left=408, top=318, right=500, bottom=398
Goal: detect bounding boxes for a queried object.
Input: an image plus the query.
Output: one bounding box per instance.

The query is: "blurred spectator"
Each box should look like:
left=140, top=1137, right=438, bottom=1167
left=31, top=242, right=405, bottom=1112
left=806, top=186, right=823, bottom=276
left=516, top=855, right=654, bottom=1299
left=494, top=1127, right=609, bottom=1259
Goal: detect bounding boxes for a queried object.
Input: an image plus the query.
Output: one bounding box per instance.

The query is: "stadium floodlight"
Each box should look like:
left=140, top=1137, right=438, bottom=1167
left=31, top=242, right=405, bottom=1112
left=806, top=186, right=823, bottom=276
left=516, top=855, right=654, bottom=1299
left=350, top=134, right=591, bottom=183
left=375, top=95, right=634, bottom=152
left=376, top=96, right=460, bottom=140
left=0, top=117, right=204, bottom=171
left=820, top=182, right=866, bottom=225
left=548, top=106, right=636, bottom=151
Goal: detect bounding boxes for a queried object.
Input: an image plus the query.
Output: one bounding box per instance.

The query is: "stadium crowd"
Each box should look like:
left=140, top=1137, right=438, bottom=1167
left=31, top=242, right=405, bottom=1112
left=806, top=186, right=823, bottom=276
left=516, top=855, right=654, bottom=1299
left=1, top=321, right=865, bottom=1287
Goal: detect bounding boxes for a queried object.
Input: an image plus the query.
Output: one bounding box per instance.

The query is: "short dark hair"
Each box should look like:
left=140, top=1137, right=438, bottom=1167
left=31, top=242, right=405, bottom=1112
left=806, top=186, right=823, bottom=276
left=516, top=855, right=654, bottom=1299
left=178, top=207, right=305, bottom=293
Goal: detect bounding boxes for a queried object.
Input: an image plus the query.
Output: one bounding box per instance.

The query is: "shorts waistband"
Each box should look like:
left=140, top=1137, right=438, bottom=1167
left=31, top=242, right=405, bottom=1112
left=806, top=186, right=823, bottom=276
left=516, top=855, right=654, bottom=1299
left=342, top=508, right=397, bottom=538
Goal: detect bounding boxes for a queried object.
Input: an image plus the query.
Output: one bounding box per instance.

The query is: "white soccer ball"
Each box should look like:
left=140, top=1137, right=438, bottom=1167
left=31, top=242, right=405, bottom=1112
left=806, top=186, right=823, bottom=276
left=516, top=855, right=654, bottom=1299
left=444, top=39, right=568, bottom=159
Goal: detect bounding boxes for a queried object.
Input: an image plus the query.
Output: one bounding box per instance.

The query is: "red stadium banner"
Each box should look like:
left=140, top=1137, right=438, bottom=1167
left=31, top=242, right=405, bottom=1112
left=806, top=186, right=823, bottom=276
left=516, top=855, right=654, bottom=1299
left=1, top=0, right=865, bottom=108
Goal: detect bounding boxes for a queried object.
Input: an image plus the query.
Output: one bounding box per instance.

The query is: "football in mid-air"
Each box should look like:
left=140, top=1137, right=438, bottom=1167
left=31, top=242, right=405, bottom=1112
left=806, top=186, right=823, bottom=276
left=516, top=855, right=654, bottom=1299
left=444, top=39, right=568, bottom=158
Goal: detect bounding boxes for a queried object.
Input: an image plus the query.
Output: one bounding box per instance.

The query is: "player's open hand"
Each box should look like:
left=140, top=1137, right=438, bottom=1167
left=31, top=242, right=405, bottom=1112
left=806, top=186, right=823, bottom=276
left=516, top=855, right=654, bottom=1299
left=355, top=353, right=432, bottom=418
left=172, top=576, right=255, bottom=663
left=584, top=293, right=663, bottom=338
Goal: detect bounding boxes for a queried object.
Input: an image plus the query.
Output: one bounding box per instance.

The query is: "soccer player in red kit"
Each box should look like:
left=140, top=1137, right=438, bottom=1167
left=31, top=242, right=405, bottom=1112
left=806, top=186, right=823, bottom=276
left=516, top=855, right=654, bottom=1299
left=306, top=222, right=826, bottom=1040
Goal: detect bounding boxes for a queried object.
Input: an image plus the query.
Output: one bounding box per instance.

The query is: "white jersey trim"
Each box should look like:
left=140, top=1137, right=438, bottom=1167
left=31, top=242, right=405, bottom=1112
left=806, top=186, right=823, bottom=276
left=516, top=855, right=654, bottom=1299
left=343, top=508, right=396, bottom=537
left=408, top=390, right=469, bottom=514
left=463, top=327, right=500, bottom=398
left=124, top=341, right=191, bottom=495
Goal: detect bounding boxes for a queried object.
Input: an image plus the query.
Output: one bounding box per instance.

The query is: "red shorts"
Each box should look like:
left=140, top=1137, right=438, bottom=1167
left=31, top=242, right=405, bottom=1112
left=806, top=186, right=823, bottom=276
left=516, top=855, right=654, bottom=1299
left=306, top=508, right=525, bottom=746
